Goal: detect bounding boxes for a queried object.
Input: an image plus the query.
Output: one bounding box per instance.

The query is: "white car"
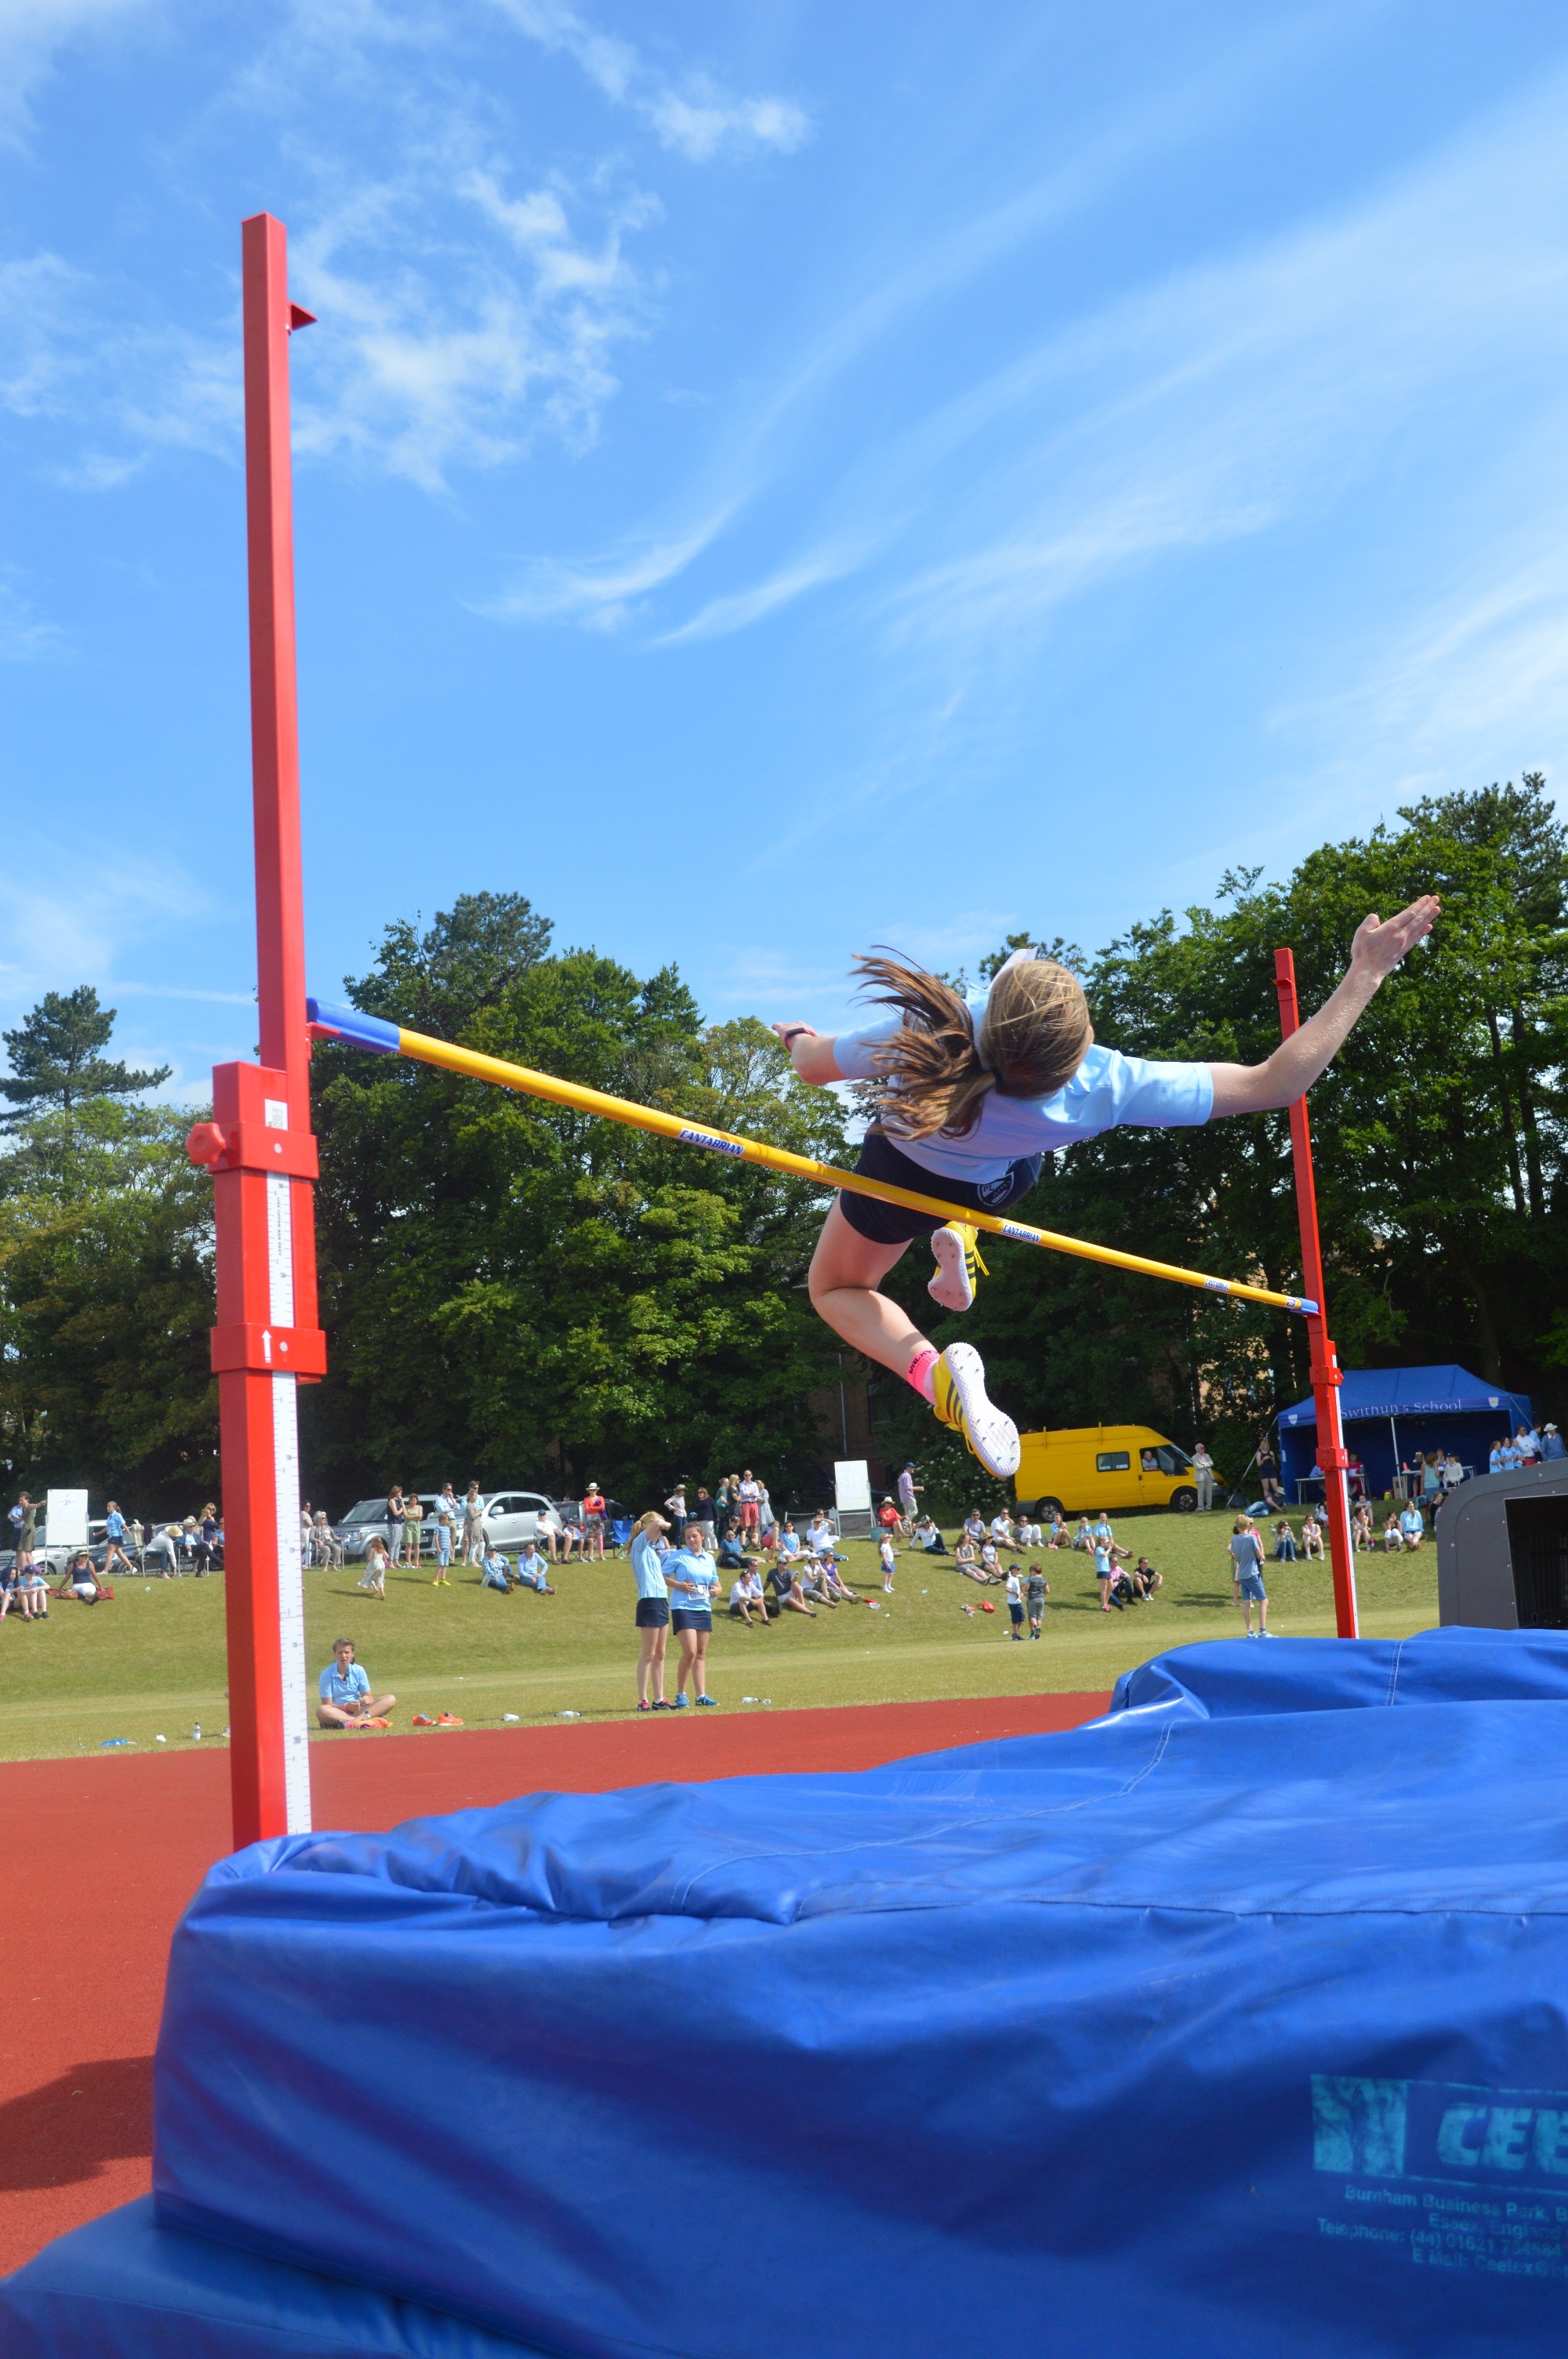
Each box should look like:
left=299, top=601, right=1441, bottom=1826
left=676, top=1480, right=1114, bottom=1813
left=332, top=1491, right=557, bottom=1561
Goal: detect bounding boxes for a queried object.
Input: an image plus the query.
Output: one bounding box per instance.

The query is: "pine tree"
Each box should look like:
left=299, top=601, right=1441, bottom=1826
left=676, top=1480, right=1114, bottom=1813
left=0, top=987, right=172, bottom=1127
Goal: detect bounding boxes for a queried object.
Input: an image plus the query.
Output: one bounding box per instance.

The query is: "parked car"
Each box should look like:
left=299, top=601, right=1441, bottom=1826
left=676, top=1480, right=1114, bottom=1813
left=2, top=1518, right=116, bottom=1576
left=332, top=1491, right=558, bottom=1561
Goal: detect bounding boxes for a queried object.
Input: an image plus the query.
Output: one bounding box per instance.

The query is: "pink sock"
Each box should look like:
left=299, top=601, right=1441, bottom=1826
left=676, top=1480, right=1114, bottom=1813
left=906, top=1344, right=939, bottom=1402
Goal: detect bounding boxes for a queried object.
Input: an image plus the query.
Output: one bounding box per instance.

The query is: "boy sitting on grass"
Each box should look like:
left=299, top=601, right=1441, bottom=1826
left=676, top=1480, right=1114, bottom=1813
left=317, top=1637, right=396, bottom=1728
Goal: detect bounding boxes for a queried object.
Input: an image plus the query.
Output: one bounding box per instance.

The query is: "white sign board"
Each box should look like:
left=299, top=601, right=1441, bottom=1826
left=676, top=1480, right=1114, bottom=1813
left=833, top=1459, right=872, bottom=1514
left=45, top=1488, right=89, bottom=1548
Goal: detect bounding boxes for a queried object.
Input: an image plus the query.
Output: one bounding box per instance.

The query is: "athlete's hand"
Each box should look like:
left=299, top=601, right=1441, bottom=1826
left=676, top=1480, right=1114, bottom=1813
left=770, top=1021, right=818, bottom=1048
left=1348, top=895, right=1440, bottom=980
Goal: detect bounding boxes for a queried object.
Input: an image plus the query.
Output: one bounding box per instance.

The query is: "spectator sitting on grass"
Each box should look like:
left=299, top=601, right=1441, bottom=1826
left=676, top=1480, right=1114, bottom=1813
left=805, top=1510, right=835, bottom=1554
left=799, top=1554, right=835, bottom=1607
left=717, top=1529, right=749, bottom=1572
left=1073, top=1517, right=1094, bottom=1551
left=53, top=1551, right=103, bottom=1605
left=1300, top=1514, right=1324, bottom=1560
left=1044, top=1511, right=1069, bottom=1550
left=513, top=1541, right=557, bottom=1593
left=1352, top=1502, right=1374, bottom=1552
left=821, top=1552, right=868, bottom=1607
left=1131, top=1555, right=1163, bottom=1598
left=479, top=1546, right=514, bottom=1592
left=1381, top=1510, right=1403, bottom=1554
left=728, top=1564, right=771, bottom=1624
left=1399, top=1502, right=1425, bottom=1550
left=770, top=1558, right=818, bottom=1618
left=956, top=1537, right=998, bottom=1586
left=1016, top=1513, right=1043, bottom=1550
left=961, top=1509, right=986, bottom=1548
left=10, top=1558, right=56, bottom=1616
left=1272, top=1519, right=1298, bottom=1562
left=317, top=1638, right=395, bottom=1728
left=775, top=1519, right=803, bottom=1561
left=990, top=1510, right=1017, bottom=1554
left=912, top=1514, right=946, bottom=1553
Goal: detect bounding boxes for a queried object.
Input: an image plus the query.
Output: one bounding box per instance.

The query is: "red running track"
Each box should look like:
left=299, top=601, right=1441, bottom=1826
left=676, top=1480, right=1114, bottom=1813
left=0, top=1689, right=1107, bottom=2274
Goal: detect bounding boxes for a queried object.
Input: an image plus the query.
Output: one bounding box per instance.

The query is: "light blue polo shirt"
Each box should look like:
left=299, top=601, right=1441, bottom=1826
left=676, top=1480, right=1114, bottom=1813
left=665, top=1549, right=718, bottom=1612
left=105, top=1510, right=125, bottom=1542
left=631, top=1532, right=668, bottom=1601
left=318, top=1659, right=369, bottom=1708
left=832, top=994, right=1214, bottom=1183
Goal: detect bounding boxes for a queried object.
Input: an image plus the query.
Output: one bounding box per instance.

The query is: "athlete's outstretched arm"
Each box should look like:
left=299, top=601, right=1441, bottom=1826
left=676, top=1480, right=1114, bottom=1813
left=770, top=1023, right=844, bottom=1085
left=1207, top=895, right=1439, bottom=1117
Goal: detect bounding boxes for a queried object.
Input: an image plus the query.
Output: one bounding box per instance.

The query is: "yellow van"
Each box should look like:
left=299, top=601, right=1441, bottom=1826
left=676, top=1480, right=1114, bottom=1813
left=1014, top=1424, right=1198, bottom=1518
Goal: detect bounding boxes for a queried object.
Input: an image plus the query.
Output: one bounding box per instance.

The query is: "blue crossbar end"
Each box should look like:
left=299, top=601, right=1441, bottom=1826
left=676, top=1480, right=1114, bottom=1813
left=305, top=997, right=401, bottom=1055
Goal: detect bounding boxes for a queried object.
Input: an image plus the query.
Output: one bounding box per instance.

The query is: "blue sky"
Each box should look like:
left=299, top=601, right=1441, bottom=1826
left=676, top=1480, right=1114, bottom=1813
left=4, top=2, right=1568, bottom=1096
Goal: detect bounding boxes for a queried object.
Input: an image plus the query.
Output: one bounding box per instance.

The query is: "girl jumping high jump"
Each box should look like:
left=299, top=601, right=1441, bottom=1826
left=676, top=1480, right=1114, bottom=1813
left=773, top=896, right=1437, bottom=1481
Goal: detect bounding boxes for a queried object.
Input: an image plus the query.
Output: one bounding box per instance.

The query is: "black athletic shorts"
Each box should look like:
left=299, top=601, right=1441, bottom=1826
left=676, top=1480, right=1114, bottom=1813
left=634, top=1598, right=670, bottom=1629
left=838, top=1128, right=1044, bottom=1246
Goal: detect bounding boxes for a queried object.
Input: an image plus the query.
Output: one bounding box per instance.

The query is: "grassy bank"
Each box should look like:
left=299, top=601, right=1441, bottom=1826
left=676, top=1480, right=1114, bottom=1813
left=0, top=1510, right=1438, bottom=1764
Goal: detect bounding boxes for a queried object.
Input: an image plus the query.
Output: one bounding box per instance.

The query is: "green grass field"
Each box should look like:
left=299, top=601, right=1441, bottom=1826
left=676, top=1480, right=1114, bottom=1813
left=0, top=1512, right=1439, bottom=1762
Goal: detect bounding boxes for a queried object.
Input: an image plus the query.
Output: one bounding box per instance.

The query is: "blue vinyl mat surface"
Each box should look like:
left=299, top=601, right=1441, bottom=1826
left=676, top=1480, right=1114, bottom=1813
left=0, top=2196, right=545, bottom=2357
left=31, top=1630, right=1568, bottom=2357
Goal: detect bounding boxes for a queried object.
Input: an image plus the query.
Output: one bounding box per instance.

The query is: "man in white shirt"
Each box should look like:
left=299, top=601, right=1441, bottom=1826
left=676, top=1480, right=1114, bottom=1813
left=989, top=1511, right=1017, bottom=1554
left=728, top=1566, right=770, bottom=1625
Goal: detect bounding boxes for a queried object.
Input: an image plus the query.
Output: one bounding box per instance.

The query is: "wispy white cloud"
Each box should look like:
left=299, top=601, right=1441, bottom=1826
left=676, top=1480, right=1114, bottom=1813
left=0, top=574, right=66, bottom=661
left=487, top=0, right=811, bottom=162
left=0, top=0, right=153, bottom=147
left=286, top=165, right=655, bottom=490
left=653, top=543, right=873, bottom=645
left=0, top=0, right=808, bottom=496
left=0, top=246, right=240, bottom=485
left=872, top=72, right=1568, bottom=674
left=479, top=503, right=738, bottom=628
left=0, top=845, right=223, bottom=1052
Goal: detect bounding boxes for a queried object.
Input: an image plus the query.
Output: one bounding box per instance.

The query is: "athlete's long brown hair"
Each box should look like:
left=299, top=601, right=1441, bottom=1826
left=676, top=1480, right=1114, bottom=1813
left=853, top=951, right=1092, bottom=1141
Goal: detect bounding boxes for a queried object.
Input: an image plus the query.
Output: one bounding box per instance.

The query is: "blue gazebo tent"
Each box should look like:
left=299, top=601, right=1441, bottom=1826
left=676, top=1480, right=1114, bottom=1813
left=1277, top=1363, right=1534, bottom=1502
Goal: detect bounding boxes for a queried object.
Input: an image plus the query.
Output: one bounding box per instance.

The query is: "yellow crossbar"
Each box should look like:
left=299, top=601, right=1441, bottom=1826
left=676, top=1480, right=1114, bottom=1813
left=389, top=1020, right=1317, bottom=1318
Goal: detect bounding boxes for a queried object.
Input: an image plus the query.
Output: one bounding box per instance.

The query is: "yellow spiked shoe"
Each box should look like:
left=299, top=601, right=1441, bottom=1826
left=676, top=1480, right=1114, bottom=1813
left=927, top=1222, right=989, bottom=1314
left=931, top=1343, right=1020, bottom=1479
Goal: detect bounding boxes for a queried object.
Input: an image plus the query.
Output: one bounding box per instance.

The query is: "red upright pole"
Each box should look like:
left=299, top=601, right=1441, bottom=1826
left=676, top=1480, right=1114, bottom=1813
left=187, top=214, right=325, bottom=1848
left=1274, top=948, right=1359, bottom=1638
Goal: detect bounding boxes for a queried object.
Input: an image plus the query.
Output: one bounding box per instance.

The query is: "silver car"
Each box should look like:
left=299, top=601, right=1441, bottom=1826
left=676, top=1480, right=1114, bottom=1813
left=332, top=1491, right=556, bottom=1561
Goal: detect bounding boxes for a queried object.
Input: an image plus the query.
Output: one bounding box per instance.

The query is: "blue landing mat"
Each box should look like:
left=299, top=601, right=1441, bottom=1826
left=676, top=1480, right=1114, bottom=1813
left=0, top=2197, right=544, bottom=2357
left=145, top=1633, right=1568, bottom=2357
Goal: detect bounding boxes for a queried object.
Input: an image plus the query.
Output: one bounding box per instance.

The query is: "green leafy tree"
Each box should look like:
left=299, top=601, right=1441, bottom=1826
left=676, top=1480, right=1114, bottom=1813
left=0, top=987, right=171, bottom=1128
left=0, top=1102, right=217, bottom=1502
left=304, top=900, right=851, bottom=1507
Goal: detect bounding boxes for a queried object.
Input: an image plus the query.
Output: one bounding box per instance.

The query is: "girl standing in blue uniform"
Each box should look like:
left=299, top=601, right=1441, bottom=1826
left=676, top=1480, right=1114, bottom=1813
left=773, top=898, right=1436, bottom=1480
